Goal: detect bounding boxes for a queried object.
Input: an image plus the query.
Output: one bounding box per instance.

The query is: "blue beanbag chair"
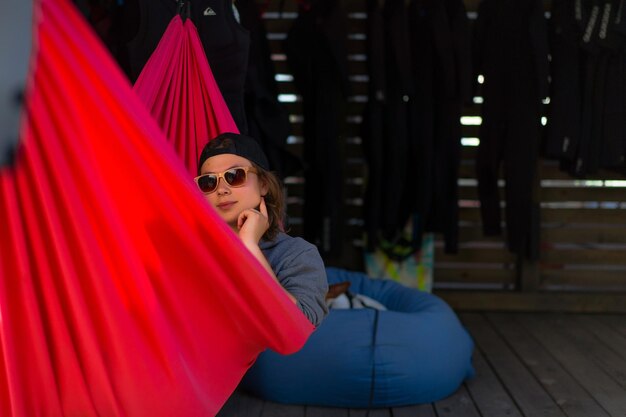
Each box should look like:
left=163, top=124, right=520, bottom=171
left=241, top=267, right=475, bottom=407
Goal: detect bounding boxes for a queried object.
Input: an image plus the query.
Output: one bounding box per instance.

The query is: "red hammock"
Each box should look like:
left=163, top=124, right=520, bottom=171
left=0, top=1, right=313, bottom=416
left=132, top=13, right=239, bottom=175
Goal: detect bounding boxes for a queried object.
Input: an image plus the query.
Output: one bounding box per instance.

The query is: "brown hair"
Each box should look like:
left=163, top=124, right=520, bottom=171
left=255, top=163, right=286, bottom=241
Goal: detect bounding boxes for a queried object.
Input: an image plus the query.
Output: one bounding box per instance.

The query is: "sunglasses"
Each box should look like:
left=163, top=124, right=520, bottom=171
left=194, top=166, right=257, bottom=194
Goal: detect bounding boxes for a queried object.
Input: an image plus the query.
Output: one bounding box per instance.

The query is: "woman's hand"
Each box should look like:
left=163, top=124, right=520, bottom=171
left=237, top=197, right=269, bottom=245
left=236, top=198, right=297, bottom=304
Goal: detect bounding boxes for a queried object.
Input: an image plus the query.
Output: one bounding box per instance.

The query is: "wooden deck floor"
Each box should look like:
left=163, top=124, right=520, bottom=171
left=217, top=313, right=626, bottom=417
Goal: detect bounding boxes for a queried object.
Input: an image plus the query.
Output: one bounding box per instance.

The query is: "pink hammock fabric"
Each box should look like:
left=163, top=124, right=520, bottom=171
left=133, top=14, right=239, bottom=175
left=0, top=1, right=313, bottom=416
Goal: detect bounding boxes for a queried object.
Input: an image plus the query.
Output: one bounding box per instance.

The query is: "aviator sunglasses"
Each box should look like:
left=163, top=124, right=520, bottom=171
left=194, top=166, right=257, bottom=194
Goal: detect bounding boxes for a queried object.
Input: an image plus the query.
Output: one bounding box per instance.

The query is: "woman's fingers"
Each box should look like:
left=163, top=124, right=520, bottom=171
left=237, top=206, right=269, bottom=243
left=237, top=210, right=249, bottom=230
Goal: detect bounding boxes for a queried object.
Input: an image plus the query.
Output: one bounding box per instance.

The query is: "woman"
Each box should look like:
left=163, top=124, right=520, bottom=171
left=195, top=132, right=328, bottom=327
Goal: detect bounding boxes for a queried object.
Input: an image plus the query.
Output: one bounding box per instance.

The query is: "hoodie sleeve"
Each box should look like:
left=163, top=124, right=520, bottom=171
left=263, top=236, right=329, bottom=327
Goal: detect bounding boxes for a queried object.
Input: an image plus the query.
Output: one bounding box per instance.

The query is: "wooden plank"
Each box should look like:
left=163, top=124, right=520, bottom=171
left=344, top=18, right=367, bottom=32
left=460, top=313, right=567, bottom=417
left=324, top=243, right=366, bottom=271
left=457, top=207, right=493, bottom=222
left=462, top=161, right=615, bottom=180
left=541, top=248, right=626, bottom=265
left=458, top=162, right=477, bottom=179
left=264, top=0, right=298, bottom=12
left=278, top=100, right=367, bottom=118
left=436, top=247, right=516, bottom=264
left=279, top=100, right=303, bottom=114
left=216, top=390, right=244, bottom=417
left=261, top=402, right=305, bottom=417
left=347, top=40, right=367, bottom=55
left=541, top=226, right=626, bottom=244
left=263, top=19, right=296, bottom=33
left=391, top=404, right=437, bottom=417
left=342, top=0, right=373, bottom=12
left=460, top=105, right=481, bottom=117
left=433, top=385, right=481, bottom=417
left=601, top=315, right=626, bottom=339
left=264, top=17, right=366, bottom=33
left=216, top=390, right=264, bottom=417
left=275, top=82, right=299, bottom=94
left=538, top=315, right=626, bottom=389
left=348, top=59, right=368, bottom=74
left=540, top=270, right=626, bottom=290
left=542, top=209, right=626, bottom=226
left=269, top=38, right=368, bottom=55
left=271, top=60, right=289, bottom=74
left=458, top=160, right=626, bottom=183
left=348, top=409, right=390, bottom=417
left=463, top=0, right=481, bottom=11
left=464, top=347, right=523, bottom=417
left=516, top=313, right=626, bottom=416
left=576, top=315, right=626, bottom=362
left=520, top=257, right=540, bottom=291
left=263, top=0, right=485, bottom=13
left=458, top=186, right=626, bottom=203
left=460, top=155, right=626, bottom=181
left=350, top=82, right=369, bottom=97
left=455, top=226, right=520, bottom=243
left=240, top=394, right=265, bottom=417
left=540, top=187, right=626, bottom=202
left=458, top=208, right=626, bottom=224
left=459, top=225, right=624, bottom=248
left=459, top=145, right=477, bottom=161
left=306, top=406, right=349, bottom=417
left=457, top=187, right=479, bottom=201
left=437, top=291, right=626, bottom=313
left=487, top=313, right=610, bottom=417
left=434, top=268, right=516, bottom=285
left=539, top=162, right=626, bottom=181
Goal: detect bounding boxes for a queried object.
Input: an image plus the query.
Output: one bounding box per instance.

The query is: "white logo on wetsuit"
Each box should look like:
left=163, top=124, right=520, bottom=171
left=583, top=6, right=600, bottom=43
left=599, top=3, right=612, bottom=39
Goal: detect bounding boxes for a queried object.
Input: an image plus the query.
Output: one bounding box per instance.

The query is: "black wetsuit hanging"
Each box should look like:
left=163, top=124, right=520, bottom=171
left=362, top=0, right=417, bottom=254
left=599, top=0, right=626, bottom=172
left=285, top=0, right=350, bottom=258
left=122, top=0, right=251, bottom=133
left=238, top=0, right=304, bottom=178
left=380, top=0, right=414, bottom=242
left=545, top=0, right=584, bottom=165
left=362, top=0, right=470, bottom=256
left=547, top=0, right=626, bottom=177
left=419, top=0, right=471, bottom=254
left=473, top=0, right=548, bottom=258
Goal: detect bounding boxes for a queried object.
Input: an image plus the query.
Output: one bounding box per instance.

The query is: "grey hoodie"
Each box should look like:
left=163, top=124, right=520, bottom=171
left=260, top=232, right=329, bottom=327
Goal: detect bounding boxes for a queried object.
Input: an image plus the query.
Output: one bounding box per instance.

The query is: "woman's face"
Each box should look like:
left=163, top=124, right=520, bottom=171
left=199, top=154, right=267, bottom=229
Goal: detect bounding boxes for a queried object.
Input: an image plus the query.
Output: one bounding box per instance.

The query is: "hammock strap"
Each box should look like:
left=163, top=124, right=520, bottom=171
left=177, top=0, right=191, bottom=21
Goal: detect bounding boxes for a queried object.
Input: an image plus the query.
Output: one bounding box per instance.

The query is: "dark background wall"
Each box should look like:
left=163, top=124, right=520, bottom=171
left=78, top=0, right=626, bottom=310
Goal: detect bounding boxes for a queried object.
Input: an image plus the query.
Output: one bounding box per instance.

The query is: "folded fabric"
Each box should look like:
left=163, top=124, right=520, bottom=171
left=133, top=12, right=239, bottom=175
left=0, top=1, right=313, bottom=416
